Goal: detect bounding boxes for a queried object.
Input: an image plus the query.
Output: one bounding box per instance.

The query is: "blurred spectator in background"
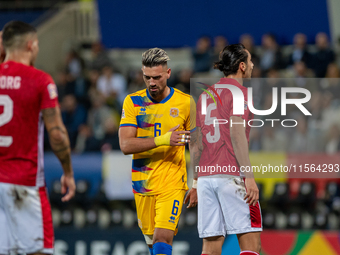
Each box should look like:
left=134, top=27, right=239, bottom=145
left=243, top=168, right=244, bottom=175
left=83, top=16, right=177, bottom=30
left=240, top=34, right=259, bottom=66
left=87, top=93, right=113, bottom=141
left=320, top=63, right=340, bottom=99
left=192, top=36, right=212, bottom=73
left=90, top=41, right=112, bottom=71
left=287, top=33, right=312, bottom=68
left=61, top=94, right=87, bottom=148
left=101, top=117, right=120, bottom=151
left=284, top=61, right=317, bottom=92
left=97, top=64, right=127, bottom=107
left=127, top=69, right=145, bottom=94
left=75, top=125, right=100, bottom=153
left=211, top=35, right=228, bottom=63
left=75, top=93, right=119, bottom=153
left=321, top=92, right=340, bottom=132
left=325, top=124, right=340, bottom=154
left=312, top=32, right=335, bottom=78
left=247, top=66, right=263, bottom=109
left=65, top=49, right=85, bottom=80
left=262, top=125, right=288, bottom=152
left=263, top=69, right=285, bottom=120
left=56, top=70, right=72, bottom=102
left=249, top=128, right=262, bottom=151
left=288, top=117, right=312, bottom=152
left=260, top=33, right=284, bottom=73
left=66, top=75, right=90, bottom=109
left=87, top=69, right=100, bottom=98
left=174, top=68, right=193, bottom=94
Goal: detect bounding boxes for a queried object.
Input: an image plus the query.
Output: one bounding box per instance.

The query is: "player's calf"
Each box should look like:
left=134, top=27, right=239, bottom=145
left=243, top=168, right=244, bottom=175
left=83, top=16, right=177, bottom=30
left=237, top=232, right=261, bottom=254
left=202, top=236, right=224, bottom=255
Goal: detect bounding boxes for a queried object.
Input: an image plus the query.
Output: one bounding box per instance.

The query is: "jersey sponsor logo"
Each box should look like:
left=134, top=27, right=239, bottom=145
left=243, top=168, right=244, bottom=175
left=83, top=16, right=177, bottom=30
left=170, top=108, right=179, bottom=118
left=122, top=109, right=125, bottom=118
left=139, top=107, right=146, bottom=115
left=47, top=83, right=57, bottom=99
left=244, top=100, right=248, bottom=110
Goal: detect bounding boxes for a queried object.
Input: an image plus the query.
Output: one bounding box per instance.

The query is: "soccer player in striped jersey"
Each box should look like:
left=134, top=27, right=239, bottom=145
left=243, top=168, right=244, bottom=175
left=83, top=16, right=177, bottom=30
left=119, top=48, right=197, bottom=255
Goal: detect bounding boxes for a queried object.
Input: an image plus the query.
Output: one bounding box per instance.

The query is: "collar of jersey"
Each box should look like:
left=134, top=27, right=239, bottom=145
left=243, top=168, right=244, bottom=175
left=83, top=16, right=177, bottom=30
left=146, top=86, right=174, bottom=104
left=217, top=78, right=243, bottom=88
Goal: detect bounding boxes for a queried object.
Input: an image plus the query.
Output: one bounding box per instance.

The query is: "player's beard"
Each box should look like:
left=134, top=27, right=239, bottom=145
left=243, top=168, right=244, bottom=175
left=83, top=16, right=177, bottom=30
left=244, top=66, right=252, bottom=80
left=148, top=85, right=165, bottom=99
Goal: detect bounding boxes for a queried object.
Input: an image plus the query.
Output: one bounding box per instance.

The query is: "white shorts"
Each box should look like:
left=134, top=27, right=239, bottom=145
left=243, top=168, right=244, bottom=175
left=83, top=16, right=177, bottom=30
left=0, top=182, right=54, bottom=254
left=197, top=175, right=262, bottom=238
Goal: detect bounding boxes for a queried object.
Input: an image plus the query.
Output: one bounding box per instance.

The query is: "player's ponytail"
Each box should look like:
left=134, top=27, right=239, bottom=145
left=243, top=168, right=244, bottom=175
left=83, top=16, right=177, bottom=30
left=213, top=44, right=248, bottom=77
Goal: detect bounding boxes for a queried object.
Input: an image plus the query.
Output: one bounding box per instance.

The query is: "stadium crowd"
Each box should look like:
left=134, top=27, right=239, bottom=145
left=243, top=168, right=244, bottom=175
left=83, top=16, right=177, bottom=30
left=51, top=32, right=340, bottom=154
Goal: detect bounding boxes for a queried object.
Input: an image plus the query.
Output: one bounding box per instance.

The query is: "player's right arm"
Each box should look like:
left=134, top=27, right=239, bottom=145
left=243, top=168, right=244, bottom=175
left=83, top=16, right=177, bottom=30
left=42, top=106, right=75, bottom=202
left=230, top=116, right=259, bottom=206
left=119, top=96, right=190, bottom=155
left=119, top=124, right=189, bottom=155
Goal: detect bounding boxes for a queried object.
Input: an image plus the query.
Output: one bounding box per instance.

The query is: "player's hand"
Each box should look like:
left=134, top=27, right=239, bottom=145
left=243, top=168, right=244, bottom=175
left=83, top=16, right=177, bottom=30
left=244, top=178, right=259, bottom=206
left=184, top=188, right=197, bottom=208
left=169, top=124, right=190, bottom=146
left=60, top=174, right=76, bottom=202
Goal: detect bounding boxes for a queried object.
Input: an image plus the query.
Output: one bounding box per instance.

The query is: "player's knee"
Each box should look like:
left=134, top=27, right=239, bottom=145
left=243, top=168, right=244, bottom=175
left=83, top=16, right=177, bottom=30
left=153, top=229, right=173, bottom=245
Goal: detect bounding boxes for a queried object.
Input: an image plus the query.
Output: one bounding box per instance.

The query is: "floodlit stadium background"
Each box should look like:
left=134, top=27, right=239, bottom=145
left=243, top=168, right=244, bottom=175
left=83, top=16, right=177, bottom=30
left=1, top=0, right=340, bottom=254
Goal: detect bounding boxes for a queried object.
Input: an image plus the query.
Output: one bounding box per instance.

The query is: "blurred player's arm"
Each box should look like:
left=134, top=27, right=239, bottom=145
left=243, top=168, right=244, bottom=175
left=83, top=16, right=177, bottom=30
left=230, top=116, right=259, bottom=206
left=119, top=124, right=190, bottom=155
left=42, top=106, right=75, bottom=202
left=190, top=127, right=203, bottom=179
left=185, top=127, right=202, bottom=208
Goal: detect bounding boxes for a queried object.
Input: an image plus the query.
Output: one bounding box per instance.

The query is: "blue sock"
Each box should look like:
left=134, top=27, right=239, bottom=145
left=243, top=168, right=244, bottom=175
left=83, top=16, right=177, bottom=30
left=149, top=247, right=154, bottom=255
left=153, top=242, right=172, bottom=255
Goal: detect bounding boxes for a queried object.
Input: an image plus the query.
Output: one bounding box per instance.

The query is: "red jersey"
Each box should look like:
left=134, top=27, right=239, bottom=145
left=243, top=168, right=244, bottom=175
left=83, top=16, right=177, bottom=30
left=196, top=78, right=253, bottom=177
left=0, top=61, right=58, bottom=187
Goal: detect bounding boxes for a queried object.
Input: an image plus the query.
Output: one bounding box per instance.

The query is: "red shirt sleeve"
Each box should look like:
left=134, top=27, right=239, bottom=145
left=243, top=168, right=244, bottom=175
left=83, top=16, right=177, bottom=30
left=40, top=73, right=59, bottom=110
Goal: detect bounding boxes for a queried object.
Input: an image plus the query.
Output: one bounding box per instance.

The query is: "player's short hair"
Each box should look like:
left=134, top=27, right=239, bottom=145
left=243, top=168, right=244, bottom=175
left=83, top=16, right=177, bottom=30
left=1, top=21, right=37, bottom=50
left=214, top=43, right=248, bottom=77
left=142, top=48, right=170, bottom=67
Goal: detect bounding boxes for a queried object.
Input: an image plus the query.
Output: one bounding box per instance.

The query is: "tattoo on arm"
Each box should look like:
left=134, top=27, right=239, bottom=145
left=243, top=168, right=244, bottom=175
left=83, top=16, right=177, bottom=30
left=48, top=126, right=66, bottom=134
left=52, top=145, right=70, bottom=153
left=42, top=108, right=56, bottom=123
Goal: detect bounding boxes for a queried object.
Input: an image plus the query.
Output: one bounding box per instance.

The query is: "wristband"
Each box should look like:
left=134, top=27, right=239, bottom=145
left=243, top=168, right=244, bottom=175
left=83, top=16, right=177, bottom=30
left=192, top=179, right=197, bottom=189
left=154, top=132, right=172, bottom=146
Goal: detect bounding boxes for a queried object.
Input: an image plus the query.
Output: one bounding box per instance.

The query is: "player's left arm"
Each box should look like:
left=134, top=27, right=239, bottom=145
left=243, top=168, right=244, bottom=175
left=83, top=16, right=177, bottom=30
left=185, top=127, right=203, bottom=208
left=230, top=116, right=259, bottom=206
left=184, top=96, right=199, bottom=208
